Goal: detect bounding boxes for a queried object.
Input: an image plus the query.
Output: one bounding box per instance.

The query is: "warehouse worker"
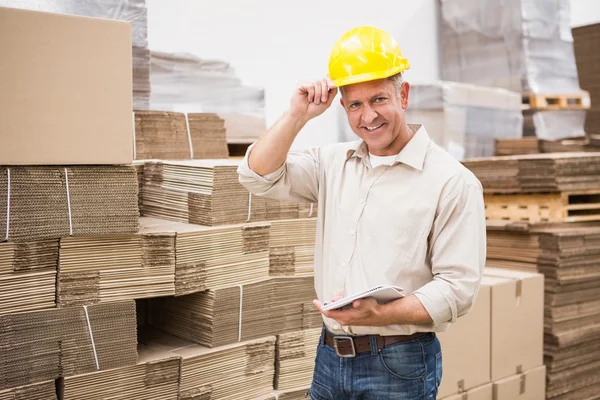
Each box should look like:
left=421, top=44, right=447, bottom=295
left=237, top=26, right=485, bottom=399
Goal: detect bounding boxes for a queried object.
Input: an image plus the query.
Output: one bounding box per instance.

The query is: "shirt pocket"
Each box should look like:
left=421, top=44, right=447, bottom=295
left=362, top=215, right=427, bottom=278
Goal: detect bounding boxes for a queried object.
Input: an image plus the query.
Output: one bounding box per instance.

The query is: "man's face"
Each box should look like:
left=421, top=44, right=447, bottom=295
left=340, top=78, right=410, bottom=156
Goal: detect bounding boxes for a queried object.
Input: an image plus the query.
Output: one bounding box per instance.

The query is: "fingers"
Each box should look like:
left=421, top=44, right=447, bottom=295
left=326, top=86, right=339, bottom=107
left=300, top=79, right=338, bottom=104
left=313, top=81, right=323, bottom=105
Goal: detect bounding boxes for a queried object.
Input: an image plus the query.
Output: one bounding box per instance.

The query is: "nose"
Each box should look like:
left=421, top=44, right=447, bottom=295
left=361, top=104, right=378, bottom=125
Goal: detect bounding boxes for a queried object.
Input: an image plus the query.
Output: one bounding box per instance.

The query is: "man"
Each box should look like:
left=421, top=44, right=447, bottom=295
left=238, top=26, right=486, bottom=399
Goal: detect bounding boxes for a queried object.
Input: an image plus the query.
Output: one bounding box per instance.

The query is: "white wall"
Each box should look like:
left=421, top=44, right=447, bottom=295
left=147, top=0, right=600, bottom=149
left=570, top=0, right=600, bottom=27
left=147, top=0, right=441, bottom=149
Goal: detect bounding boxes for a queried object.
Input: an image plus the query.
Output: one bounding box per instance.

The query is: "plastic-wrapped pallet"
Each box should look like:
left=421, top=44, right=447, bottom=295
left=149, top=51, right=267, bottom=143
left=0, top=0, right=150, bottom=109
left=440, top=0, right=586, bottom=139
left=573, top=23, right=600, bottom=142
left=440, top=0, right=579, bottom=94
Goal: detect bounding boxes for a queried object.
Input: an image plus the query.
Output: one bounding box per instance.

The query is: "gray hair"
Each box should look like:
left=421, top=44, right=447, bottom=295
left=340, top=72, right=404, bottom=98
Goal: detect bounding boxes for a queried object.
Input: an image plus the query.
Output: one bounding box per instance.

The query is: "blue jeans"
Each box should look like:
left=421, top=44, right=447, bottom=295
left=309, top=328, right=442, bottom=399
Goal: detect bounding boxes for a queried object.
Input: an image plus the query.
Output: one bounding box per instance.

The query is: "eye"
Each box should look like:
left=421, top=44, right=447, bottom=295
left=348, top=102, right=360, bottom=110
left=374, top=97, right=387, bottom=103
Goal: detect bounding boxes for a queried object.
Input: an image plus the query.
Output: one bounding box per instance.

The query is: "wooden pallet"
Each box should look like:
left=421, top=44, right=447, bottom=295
left=485, top=190, right=600, bottom=223
left=522, top=91, right=591, bottom=110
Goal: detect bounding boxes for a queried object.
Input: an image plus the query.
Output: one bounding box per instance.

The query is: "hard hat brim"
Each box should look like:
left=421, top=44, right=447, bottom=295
left=331, top=63, right=410, bottom=88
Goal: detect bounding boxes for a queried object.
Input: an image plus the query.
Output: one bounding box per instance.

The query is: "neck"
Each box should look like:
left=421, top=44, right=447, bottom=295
left=369, top=124, right=415, bottom=156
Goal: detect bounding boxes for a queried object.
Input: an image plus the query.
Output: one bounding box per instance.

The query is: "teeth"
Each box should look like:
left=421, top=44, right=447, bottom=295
left=366, top=124, right=383, bottom=131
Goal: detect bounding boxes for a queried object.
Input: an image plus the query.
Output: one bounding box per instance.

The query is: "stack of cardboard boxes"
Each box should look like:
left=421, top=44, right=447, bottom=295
left=438, top=268, right=546, bottom=400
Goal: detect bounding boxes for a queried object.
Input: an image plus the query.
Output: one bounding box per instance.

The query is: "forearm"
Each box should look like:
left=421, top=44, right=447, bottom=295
left=248, top=111, right=308, bottom=176
left=377, top=295, right=433, bottom=325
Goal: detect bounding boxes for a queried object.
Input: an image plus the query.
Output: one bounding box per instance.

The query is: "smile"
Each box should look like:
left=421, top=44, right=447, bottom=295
left=365, top=124, right=384, bottom=132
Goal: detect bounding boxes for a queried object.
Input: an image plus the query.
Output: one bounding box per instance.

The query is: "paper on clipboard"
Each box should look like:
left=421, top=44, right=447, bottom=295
left=322, top=285, right=405, bottom=311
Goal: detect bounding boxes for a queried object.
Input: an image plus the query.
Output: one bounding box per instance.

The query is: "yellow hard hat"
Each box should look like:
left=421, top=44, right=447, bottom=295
left=328, top=26, right=410, bottom=88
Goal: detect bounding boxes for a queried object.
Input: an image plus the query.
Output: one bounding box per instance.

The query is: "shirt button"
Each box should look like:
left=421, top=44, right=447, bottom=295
left=341, top=262, right=346, bottom=268
left=359, top=199, right=365, bottom=204
left=334, top=323, right=341, bottom=330
left=350, top=230, right=356, bottom=235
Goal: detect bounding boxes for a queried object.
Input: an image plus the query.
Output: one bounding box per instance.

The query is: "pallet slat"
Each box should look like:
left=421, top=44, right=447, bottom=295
left=522, top=91, right=591, bottom=110
left=484, top=190, right=600, bottom=223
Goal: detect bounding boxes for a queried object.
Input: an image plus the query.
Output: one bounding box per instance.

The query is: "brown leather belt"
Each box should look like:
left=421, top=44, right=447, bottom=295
left=324, top=330, right=430, bottom=358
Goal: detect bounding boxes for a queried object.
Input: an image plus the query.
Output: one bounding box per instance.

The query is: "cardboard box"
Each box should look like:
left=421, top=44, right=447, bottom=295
left=440, top=383, right=493, bottom=400
left=0, top=6, right=133, bottom=165
left=483, top=268, right=544, bottom=381
left=493, top=366, right=546, bottom=400
left=437, top=283, right=491, bottom=398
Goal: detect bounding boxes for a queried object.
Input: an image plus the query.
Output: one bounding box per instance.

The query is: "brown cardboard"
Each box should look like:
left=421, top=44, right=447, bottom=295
left=493, top=366, right=546, bottom=400
left=0, top=7, right=133, bottom=165
left=437, top=283, right=491, bottom=398
left=440, top=383, right=493, bottom=400
left=483, top=268, right=544, bottom=381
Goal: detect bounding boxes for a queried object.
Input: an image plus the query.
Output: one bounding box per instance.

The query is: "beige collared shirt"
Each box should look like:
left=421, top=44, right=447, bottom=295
left=238, top=125, right=486, bottom=336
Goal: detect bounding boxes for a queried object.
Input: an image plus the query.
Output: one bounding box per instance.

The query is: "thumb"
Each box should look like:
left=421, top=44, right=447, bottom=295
left=352, top=300, right=361, bottom=308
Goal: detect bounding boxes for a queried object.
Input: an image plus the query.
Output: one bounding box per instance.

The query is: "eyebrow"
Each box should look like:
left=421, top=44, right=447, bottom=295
left=348, top=92, right=389, bottom=104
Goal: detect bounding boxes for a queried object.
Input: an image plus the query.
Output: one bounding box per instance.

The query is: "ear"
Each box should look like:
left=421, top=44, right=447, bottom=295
left=400, top=82, right=410, bottom=110
left=340, top=98, right=345, bottom=108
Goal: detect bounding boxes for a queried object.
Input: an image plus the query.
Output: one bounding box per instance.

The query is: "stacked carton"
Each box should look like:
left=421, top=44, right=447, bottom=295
left=437, top=269, right=545, bottom=399
left=0, top=0, right=150, bottom=108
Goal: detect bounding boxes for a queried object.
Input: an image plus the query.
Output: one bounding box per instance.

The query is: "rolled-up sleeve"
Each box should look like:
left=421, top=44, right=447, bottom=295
left=413, top=174, right=486, bottom=327
left=237, top=144, right=320, bottom=204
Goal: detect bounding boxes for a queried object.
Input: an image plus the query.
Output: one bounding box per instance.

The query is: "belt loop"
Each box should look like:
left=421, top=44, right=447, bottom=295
left=320, top=324, right=326, bottom=345
left=369, top=334, right=378, bottom=355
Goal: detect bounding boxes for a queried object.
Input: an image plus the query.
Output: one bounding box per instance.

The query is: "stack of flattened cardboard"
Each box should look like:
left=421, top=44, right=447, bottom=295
left=275, top=328, right=320, bottom=391
left=134, top=162, right=144, bottom=211
left=134, top=111, right=190, bottom=160
left=463, top=153, right=600, bottom=193
left=57, top=232, right=176, bottom=307
left=0, top=380, right=56, bottom=400
left=269, top=218, right=317, bottom=277
left=0, top=301, right=137, bottom=390
left=0, top=239, right=58, bottom=314
left=0, top=166, right=139, bottom=242
left=149, top=279, right=273, bottom=348
left=148, top=276, right=319, bottom=348
left=133, top=111, right=228, bottom=160
left=59, top=345, right=180, bottom=400
left=271, top=277, right=322, bottom=334
left=494, top=138, right=541, bottom=156
left=139, top=217, right=270, bottom=295
left=141, top=159, right=314, bottom=225
left=486, top=223, right=600, bottom=399
left=187, top=113, right=229, bottom=159
left=142, top=328, right=275, bottom=400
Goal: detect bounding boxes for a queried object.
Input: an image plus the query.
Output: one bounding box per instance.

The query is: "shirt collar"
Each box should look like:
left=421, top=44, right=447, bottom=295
left=345, top=124, right=430, bottom=171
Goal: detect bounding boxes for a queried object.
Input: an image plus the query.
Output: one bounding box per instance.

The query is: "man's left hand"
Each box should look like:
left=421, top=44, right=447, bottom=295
left=313, top=298, right=388, bottom=327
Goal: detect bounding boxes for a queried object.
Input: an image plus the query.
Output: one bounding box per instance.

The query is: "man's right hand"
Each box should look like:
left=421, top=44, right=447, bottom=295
left=289, top=78, right=339, bottom=123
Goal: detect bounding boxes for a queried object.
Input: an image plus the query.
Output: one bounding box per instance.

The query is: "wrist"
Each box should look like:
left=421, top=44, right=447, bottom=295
left=284, top=110, right=310, bottom=128
left=374, top=302, right=393, bottom=326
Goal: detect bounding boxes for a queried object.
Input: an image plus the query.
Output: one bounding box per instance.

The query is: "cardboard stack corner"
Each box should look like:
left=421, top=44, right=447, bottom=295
left=269, top=218, right=317, bottom=277
left=0, top=6, right=133, bottom=165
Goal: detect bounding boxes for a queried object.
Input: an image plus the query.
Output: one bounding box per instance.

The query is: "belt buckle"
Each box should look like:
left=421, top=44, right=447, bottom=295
left=333, top=336, right=356, bottom=358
